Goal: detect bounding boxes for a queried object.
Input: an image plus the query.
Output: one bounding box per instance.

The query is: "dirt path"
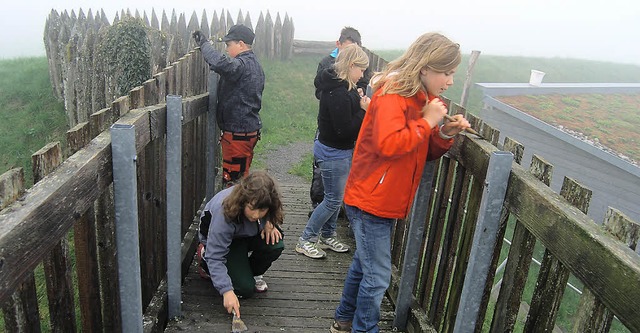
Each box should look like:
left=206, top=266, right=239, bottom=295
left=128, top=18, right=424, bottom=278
left=261, top=141, right=313, bottom=185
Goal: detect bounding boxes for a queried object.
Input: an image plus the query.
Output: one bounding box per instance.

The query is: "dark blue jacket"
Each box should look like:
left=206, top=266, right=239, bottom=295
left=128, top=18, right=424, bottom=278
left=200, top=42, right=265, bottom=133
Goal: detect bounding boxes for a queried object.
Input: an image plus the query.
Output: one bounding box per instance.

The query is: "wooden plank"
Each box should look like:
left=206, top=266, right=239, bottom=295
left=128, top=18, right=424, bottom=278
left=573, top=208, right=640, bottom=332
left=143, top=78, right=158, bottom=106
left=440, top=162, right=472, bottom=333
left=111, top=95, right=130, bottom=123
left=137, top=137, right=155, bottom=307
left=0, top=168, right=25, bottom=210
left=31, top=142, right=63, bottom=184
left=0, top=108, right=154, bottom=303
left=0, top=274, right=41, bottom=333
left=503, top=137, right=524, bottom=164
left=174, top=58, right=184, bottom=96
left=418, top=160, right=448, bottom=315
left=525, top=177, right=591, bottom=332
left=504, top=161, right=640, bottom=331
left=491, top=154, right=551, bottom=332
left=390, top=218, right=407, bottom=270
left=66, top=121, right=91, bottom=155
left=181, top=117, right=196, bottom=232
left=184, top=52, right=193, bottom=97
left=73, top=179, right=103, bottom=332
left=433, top=159, right=463, bottom=327
left=413, top=157, right=441, bottom=300
left=95, top=185, right=120, bottom=333
left=89, top=107, right=112, bottom=139
left=148, top=104, right=168, bottom=141
left=0, top=167, right=41, bottom=332
left=182, top=93, right=209, bottom=125
left=153, top=71, right=167, bottom=104
left=165, top=65, right=176, bottom=96
left=440, top=166, right=483, bottom=331
left=448, top=134, right=498, bottom=181
left=33, top=142, right=77, bottom=332
left=130, top=85, right=145, bottom=109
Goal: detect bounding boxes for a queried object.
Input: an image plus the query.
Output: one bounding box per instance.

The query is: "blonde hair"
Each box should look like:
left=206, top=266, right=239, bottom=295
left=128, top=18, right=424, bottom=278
left=372, top=32, right=461, bottom=97
left=334, top=44, right=369, bottom=91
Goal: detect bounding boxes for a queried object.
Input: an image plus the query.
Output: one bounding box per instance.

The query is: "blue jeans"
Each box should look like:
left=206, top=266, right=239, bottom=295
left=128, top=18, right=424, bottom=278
left=299, top=157, right=351, bottom=242
left=335, top=205, right=395, bottom=333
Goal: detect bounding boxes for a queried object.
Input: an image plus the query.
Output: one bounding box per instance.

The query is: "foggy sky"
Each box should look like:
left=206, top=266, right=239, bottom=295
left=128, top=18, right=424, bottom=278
left=1, top=0, right=639, bottom=65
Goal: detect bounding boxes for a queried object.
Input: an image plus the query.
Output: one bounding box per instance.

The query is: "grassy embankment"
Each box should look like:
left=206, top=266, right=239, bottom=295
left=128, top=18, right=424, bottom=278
left=1, top=52, right=639, bottom=332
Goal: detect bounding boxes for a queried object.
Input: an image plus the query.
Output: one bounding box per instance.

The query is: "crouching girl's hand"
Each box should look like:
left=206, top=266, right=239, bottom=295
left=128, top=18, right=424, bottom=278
left=223, top=290, right=240, bottom=317
left=261, top=220, right=282, bottom=245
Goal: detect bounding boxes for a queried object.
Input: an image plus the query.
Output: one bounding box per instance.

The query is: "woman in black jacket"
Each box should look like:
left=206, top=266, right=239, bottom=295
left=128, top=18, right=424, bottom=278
left=296, top=44, right=370, bottom=258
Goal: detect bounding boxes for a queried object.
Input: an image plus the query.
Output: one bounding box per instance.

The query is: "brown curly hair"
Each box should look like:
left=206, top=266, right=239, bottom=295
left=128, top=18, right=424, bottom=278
left=222, top=171, right=284, bottom=225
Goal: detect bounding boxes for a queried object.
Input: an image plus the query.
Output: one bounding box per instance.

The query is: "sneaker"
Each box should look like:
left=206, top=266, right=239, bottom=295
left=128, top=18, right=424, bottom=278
left=329, top=320, right=352, bottom=333
left=295, top=241, right=327, bottom=259
left=196, top=243, right=210, bottom=279
left=254, top=275, right=268, bottom=293
left=319, top=236, right=350, bottom=253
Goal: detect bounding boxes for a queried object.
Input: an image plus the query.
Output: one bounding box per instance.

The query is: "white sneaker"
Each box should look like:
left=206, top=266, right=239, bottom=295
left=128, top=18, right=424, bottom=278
left=254, top=275, right=268, bottom=292
left=319, top=236, right=350, bottom=253
left=295, top=240, right=327, bottom=259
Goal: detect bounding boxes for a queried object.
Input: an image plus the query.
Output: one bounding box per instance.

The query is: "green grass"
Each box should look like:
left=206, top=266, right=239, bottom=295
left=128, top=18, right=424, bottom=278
left=0, top=57, right=67, bottom=186
left=2, top=52, right=639, bottom=332
left=251, top=53, right=323, bottom=170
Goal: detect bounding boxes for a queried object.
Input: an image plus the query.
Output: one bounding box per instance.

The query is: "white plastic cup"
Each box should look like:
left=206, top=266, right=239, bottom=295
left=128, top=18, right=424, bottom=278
left=529, top=70, right=546, bottom=86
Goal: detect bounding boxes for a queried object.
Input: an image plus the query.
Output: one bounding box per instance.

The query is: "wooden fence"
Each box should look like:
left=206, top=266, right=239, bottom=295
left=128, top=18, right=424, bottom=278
left=44, top=8, right=294, bottom=129
left=0, top=49, right=213, bottom=332
left=2, top=31, right=640, bottom=332
left=387, top=105, right=640, bottom=332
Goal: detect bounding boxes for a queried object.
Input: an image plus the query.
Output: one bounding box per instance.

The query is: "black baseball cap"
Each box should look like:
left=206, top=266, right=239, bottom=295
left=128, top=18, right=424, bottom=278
left=222, top=24, right=255, bottom=45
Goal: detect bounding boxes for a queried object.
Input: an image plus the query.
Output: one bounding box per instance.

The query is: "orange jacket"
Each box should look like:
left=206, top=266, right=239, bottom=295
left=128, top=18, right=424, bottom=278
left=343, top=89, right=453, bottom=219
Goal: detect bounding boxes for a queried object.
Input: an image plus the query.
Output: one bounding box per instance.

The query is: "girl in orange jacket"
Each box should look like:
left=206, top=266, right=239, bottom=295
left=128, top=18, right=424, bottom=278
left=331, top=32, right=470, bottom=333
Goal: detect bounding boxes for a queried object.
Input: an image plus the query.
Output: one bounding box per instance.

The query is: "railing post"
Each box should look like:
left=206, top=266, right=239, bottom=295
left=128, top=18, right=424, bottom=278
left=166, top=95, right=183, bottom=318
left=206, top=71, right=220, bottom=201
left=453, top=151, right=513, bottom=333
left=110, top=124, right=143, bottom=332
left=393, top=160, right=437, bottom=330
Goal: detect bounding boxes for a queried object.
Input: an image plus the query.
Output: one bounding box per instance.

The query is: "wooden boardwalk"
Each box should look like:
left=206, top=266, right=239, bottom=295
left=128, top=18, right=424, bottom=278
left=164, top=182, right=396, bottom=332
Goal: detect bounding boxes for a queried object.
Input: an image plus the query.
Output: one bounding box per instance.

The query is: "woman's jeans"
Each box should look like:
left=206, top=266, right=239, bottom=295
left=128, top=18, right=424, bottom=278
left=334, top=205, right=395, bottom=333
left=299, top=157, right=351, bottom=242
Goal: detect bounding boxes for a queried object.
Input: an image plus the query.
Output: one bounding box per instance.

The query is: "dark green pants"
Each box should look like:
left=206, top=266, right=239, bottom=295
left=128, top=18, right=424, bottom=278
left=203, top=234, right=284, bottom=298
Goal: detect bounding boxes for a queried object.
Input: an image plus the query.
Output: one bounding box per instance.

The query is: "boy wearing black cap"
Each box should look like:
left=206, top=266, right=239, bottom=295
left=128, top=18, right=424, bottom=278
left=193, top=25, right=265, bottom=186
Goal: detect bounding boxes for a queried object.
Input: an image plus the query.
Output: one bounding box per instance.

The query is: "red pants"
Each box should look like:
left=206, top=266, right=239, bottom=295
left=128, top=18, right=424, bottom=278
left=220, top=131, right=260, bottom=185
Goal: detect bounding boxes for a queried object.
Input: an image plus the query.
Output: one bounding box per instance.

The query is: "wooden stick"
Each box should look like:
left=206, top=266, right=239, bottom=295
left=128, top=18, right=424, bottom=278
left=444, top=114, right=481, bottom=137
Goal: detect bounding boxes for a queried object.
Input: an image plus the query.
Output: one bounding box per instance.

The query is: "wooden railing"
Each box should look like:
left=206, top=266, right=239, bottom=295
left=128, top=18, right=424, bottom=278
left=2, top=38, right=639, bottom=333
left=0, top=49, right=214, bottom=332
left=387, top=100, right=640, bottom=332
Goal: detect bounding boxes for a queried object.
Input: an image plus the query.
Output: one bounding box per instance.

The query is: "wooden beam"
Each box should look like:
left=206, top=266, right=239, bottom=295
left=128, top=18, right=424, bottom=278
left=0, top=107, right=152, bottom=303
left=504, top=164, right=640, bottom=331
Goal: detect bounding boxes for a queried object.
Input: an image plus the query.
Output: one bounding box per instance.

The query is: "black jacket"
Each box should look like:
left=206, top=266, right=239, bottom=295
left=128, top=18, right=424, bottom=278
left=200, top=42, right=265, bottom=133
left=316, top=68, right=365, bottom=150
